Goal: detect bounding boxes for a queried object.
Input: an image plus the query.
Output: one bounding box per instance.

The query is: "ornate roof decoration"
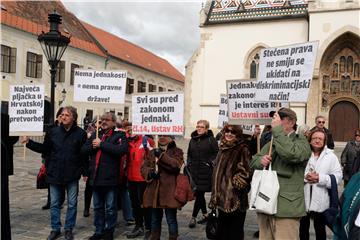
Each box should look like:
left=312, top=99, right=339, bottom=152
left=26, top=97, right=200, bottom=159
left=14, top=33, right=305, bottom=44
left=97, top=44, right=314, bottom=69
left=207, top=0, right=308, bottom=24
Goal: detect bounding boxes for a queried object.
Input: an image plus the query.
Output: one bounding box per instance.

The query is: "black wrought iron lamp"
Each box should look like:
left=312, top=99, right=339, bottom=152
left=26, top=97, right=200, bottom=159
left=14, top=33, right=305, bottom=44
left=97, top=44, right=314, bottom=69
left=38, top=10, right=70, bottom=124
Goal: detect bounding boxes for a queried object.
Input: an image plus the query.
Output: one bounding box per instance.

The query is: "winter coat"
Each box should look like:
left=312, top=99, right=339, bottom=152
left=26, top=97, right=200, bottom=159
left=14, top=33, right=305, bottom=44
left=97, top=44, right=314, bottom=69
left=341, top=140, right=360, bottom=182
left=251, top=125, right=311, bottom=218
left=208, top=139, right=251, bottom=213
left=333, top=173, right=360, bottom=240
left=187, top=130, right=218, bottom=192
left=1, top=112, right=19, bottom=176
left=26, top=124, right=87, bottom=184
left=303, top=147, right=342, bottom=213
left=81, top=128, right=128, bottom=186
left=128, top=135, right=155, bottom=182
left=141, top=141, right=183, bottom=209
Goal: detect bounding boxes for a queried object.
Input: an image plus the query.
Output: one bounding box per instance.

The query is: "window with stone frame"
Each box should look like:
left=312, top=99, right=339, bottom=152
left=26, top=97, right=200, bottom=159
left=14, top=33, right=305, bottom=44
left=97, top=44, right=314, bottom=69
left=1, top=45, right=16, bottom=73
left=158, top=86, right=165, bottom=92
left=55, top=61, right=65, bottom=82
left=126, top=78, right=134, bottom=94
left=250, top=53, right=260, bottom=79
left=137, top=81, right=146, bottom=93
left=70, top=63, right=83, bottom=85
left=149, top=84, right=157, bottom=92
left=26, top=52, right=42, bottom=78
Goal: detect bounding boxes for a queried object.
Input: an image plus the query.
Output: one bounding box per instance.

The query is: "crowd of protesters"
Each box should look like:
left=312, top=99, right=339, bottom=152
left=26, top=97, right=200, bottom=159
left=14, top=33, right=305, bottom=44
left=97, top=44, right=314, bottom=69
left=1, top=105, right=360, bottom=240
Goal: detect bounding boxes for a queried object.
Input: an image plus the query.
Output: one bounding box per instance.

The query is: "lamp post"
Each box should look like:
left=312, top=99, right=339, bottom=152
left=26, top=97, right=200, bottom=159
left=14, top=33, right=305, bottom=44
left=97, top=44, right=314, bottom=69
left=38, top=11, right=70, bottom=124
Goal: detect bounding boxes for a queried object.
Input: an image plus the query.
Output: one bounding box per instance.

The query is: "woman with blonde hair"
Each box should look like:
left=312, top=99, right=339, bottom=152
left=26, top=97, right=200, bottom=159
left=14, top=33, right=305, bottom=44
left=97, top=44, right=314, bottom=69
left=187, top=120, right=218, bottom=228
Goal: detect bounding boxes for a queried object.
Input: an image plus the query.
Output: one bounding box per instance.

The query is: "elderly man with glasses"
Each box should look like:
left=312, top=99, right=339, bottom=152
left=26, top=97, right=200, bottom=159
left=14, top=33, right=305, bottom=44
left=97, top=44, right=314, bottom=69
left=81, top=112, right=128, bottom=240
left=310, top=116, right=335, bottom=150
left=250, top=108, right=311, bottom=240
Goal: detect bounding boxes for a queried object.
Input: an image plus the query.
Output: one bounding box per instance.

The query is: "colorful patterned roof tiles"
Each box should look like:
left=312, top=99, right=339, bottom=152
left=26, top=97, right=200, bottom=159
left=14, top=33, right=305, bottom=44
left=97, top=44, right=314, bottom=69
left=207, top=0, right=308, bottom=24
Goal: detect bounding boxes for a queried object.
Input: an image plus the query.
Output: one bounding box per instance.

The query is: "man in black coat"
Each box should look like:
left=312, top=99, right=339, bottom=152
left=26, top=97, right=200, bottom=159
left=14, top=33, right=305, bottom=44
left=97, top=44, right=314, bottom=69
left=311, top=115, right=335, bottom=149
left=22, top=106, right=87, bottom=240
left=1, top=112, right=19, bottom=240
left=81, top=112, right=128, bottom=240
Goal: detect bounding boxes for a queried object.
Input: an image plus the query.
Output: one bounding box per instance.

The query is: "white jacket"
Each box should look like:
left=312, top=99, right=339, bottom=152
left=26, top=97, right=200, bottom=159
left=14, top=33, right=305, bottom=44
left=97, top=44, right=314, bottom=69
left=304, top=147, right=342, bottom=213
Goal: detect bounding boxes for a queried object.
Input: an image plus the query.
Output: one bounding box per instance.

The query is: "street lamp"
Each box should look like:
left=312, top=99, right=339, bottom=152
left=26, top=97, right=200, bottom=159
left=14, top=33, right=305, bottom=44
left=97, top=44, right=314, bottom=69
left=38, top=10, right=70, bottom=124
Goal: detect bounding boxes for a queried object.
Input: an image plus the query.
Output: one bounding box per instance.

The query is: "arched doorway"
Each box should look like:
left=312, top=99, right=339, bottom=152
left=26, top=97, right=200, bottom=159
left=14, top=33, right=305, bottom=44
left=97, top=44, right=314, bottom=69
left=319, top=32, right=360, bottom=110
left=329, top=101, right=360, bottom=141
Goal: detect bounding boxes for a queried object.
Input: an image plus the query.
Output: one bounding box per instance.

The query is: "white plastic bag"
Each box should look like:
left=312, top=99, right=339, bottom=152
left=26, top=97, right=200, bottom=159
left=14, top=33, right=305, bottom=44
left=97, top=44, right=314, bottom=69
left=249, top=163, right=279, bottom=215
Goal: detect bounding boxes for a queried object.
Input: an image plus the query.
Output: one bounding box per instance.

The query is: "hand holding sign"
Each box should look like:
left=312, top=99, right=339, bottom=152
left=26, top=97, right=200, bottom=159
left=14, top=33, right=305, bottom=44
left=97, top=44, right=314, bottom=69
left=20, top=136, right=29, bottom=144
left=92, top=138, right=101, bottom=148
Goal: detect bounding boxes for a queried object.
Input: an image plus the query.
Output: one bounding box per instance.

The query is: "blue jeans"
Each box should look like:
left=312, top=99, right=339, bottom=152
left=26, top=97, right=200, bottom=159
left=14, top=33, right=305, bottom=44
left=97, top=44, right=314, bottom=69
left=92, top=186, right=118, bottom=235
left=120, top=187, right=134, bottom=221
left=50, top=181, right=79, bottom=231
left=151, top=208, right=178, bottom=235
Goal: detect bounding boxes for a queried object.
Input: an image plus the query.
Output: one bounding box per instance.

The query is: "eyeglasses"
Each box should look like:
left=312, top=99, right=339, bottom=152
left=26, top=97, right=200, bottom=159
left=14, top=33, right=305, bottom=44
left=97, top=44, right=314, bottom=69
left=317, top=121, right=325, bottom=124
left=196, top=125, right=205, bottom=129
left=311, top=137, right=325, bottom=141
left=224, top=129, right=235, bottom=134
left=101, top=118, right=113, bottom=122
left=355, top=134, right=360, bottom=137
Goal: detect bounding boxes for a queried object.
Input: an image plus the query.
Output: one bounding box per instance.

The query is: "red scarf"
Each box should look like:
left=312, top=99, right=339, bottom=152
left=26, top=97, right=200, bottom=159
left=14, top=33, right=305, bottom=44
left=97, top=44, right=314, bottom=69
left=95, top=129, right=113, bottom=174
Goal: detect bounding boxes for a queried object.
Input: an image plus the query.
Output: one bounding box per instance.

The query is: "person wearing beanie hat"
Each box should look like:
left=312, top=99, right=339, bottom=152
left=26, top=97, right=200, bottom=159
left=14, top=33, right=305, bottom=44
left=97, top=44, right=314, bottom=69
left=250, top=108, right=311, bottom=240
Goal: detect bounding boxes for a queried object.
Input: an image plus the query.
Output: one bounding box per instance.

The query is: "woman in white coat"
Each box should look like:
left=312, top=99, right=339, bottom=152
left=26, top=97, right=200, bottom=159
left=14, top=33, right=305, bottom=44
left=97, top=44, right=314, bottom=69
left=299, top=129, right=342, bottom=240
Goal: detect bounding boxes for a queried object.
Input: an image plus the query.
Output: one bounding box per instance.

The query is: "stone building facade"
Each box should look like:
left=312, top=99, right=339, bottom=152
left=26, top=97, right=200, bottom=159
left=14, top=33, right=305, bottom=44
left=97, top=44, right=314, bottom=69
left=185, top=0, right=360, bottom=141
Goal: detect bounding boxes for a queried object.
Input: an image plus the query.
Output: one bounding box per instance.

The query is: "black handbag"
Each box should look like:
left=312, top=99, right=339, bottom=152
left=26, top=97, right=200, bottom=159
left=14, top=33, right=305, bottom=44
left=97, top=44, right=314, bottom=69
left=206, top=209, right=218, bottom=239
left=323, top=174, right=339, bottom=231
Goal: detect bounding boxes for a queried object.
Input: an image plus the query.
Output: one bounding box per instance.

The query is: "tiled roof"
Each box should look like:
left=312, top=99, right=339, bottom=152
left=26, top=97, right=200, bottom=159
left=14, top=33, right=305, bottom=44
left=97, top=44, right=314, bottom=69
left=1, top=1, right=184, bottom=83
left=0, top=1, right=106, bottom=58
left=83, top=22, right=184, bottom=83
left=206, top=0, right=308, bottom=24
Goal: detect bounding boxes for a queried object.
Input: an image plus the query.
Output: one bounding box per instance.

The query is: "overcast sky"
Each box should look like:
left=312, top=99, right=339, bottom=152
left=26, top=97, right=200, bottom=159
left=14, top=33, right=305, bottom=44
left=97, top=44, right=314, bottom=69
left=62, top=0, right=205, bottom=74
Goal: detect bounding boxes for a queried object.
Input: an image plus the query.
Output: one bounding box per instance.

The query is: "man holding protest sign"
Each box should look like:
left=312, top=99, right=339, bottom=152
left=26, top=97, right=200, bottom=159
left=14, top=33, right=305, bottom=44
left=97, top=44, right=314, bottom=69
left=21, top=106, right=87, bottom=240
left=81, top=112, right=128, bottom=240
left=250, top=108, right=311, bottom=240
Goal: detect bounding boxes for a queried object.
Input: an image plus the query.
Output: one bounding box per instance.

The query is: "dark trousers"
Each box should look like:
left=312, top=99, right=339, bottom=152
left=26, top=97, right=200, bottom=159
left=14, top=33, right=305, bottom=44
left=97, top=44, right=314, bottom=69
left=92, top=186, right=118, bottom=234
left=128, top=181, right=151, bottom=230
left=300, top=212, right=327, bottom=240
left=217, top=209, right=246, bottom=240
left=84, top=180, right=93, bottom=211
left=192, top=190, right=207, bottom=217
left=1, top=174, right=11, bottom=240
left=151, top=208, right=178, bottom=235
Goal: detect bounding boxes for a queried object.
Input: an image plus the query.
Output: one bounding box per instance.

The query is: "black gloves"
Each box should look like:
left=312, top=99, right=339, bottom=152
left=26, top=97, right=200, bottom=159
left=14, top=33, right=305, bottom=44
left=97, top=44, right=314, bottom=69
left=154, top=148, right=163, bottom=158
left=149, top=171, right=160, bottom=180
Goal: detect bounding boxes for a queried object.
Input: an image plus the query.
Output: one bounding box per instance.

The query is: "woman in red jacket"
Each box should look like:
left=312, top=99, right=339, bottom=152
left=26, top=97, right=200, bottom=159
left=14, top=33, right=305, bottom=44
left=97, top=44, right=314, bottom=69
left=126, top=130, right=155, bottom=239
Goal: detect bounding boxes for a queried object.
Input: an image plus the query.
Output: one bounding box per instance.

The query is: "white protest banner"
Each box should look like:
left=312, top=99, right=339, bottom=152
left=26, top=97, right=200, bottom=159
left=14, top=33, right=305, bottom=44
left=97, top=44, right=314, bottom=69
left=255, top=41, right=318, bottom=102
left=132, top=92, right=184, bottom=135
left=218, top=94, right=228, bottom=129
left=73, top=69, right=127, bottom=104
left=218, top=94, right=255, bottom=135
left=9, top=85, right=44, bottom=136
left=227, top=79, right=287, bottom=125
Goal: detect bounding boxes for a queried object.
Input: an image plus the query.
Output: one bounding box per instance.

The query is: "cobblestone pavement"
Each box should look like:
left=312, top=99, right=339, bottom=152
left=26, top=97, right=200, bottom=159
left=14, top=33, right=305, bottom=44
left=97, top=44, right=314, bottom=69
left=9, top=138, right=344, bottom=240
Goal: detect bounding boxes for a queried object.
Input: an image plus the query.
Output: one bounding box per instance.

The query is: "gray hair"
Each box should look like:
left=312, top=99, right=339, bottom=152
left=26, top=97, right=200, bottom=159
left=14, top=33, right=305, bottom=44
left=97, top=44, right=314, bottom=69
left=101, top=112, right=116, bottom=122
left=62, top=106, right=78, bottom=122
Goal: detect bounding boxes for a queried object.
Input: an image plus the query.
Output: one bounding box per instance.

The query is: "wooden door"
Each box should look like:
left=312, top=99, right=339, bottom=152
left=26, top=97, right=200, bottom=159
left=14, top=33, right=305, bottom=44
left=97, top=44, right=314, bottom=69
left=329, top=101, right=360, bottom=141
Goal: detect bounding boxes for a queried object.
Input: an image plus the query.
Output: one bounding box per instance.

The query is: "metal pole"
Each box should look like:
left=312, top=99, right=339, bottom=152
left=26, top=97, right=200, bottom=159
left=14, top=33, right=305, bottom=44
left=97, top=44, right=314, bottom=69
left=50, top=66, right=57, bottom=124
